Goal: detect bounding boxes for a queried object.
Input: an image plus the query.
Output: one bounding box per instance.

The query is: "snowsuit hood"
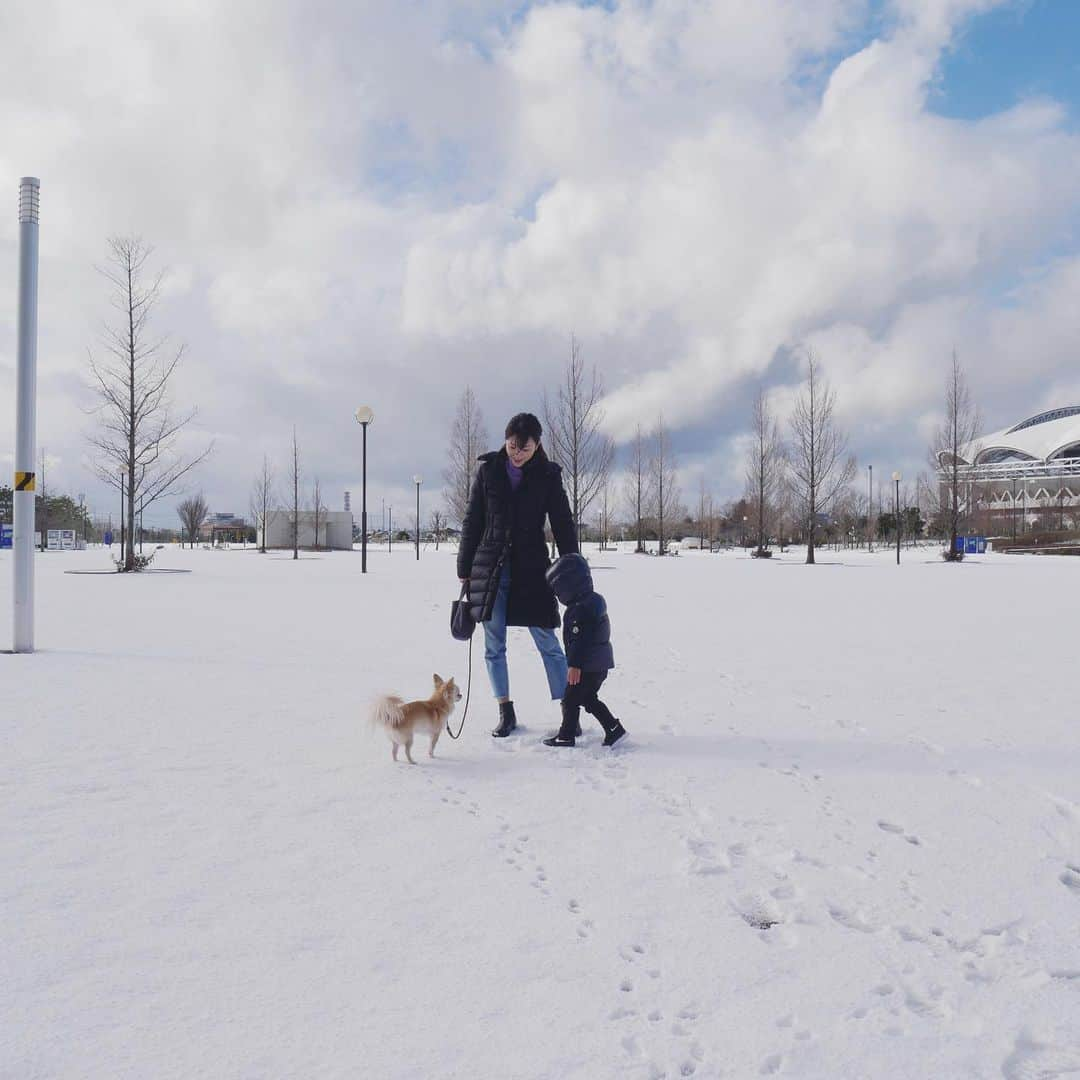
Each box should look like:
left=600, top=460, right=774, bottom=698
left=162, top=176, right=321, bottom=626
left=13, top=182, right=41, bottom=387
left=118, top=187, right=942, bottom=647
left=546, top=553, right=594, bottom=605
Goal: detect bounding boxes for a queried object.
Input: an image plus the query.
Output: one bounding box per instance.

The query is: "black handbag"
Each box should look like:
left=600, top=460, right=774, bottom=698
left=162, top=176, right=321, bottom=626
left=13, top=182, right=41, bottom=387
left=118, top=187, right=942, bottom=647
left=451, top=582, right=476, bottom=641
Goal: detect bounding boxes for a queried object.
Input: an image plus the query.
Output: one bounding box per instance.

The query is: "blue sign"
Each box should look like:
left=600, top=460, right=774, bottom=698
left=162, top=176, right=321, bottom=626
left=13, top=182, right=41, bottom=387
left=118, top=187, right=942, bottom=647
left=104, top=530, right=113, bottom=546
left=0, top=523, right=12, bottom=549
left=957, top=535, right=986, bottom=555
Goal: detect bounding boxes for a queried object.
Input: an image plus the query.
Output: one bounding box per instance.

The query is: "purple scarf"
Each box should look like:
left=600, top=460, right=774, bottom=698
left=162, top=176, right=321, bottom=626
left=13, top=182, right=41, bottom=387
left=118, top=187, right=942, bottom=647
left=507, top=458, right=523, bottom=492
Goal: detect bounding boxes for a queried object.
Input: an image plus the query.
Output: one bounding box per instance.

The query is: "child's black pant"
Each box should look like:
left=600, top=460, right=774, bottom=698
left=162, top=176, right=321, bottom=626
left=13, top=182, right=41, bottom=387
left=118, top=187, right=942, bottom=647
left=560, top=671, right=618, bottom=737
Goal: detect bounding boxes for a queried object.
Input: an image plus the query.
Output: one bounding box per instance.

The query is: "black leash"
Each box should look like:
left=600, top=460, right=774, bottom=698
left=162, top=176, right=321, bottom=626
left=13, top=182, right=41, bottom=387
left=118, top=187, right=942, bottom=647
left=446, top=630, right=474, bottom=740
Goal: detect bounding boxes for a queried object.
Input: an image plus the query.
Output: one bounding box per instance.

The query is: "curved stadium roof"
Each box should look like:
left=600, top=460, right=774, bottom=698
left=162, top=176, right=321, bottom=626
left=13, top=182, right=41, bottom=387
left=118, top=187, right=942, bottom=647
left=954, top=407, right=1080, bottom=466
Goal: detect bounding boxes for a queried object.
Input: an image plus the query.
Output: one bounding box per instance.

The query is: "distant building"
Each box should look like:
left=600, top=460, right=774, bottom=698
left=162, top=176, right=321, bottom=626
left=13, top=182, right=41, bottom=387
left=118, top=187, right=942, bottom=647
left=260, top=509, right=354, bottom=550
left=943, top=406, right=1080, bottom=532
left=199, top=512, right=248, bottom=544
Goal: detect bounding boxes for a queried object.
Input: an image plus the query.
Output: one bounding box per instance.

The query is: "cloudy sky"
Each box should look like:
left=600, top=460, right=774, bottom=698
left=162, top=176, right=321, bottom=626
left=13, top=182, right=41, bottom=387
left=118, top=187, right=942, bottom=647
left=2, top=0, right=1080, bottom=528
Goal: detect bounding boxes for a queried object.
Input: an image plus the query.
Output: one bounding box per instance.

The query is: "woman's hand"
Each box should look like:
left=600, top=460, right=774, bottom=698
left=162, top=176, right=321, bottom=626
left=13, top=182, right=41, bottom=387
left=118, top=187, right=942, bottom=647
left=459, top=577, right=469, bottom=584
left=567, top=666, right=581, bottom=686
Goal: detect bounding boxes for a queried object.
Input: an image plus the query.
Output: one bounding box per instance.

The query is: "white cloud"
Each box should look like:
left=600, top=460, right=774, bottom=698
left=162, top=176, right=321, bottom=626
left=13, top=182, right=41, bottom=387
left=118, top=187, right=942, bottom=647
left=1, top=0, right=1078, bottom=525
left=404, top=2, right=1080, bottom=449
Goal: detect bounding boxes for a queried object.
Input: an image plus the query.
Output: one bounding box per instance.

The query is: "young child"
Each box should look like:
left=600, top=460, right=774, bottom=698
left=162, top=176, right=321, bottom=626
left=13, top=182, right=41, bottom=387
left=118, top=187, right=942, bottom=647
left=542, top=554, right=626, bottom=748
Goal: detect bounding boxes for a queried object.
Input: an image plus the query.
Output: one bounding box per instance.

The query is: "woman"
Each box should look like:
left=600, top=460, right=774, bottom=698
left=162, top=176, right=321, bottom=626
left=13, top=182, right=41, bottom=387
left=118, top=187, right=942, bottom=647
left=457, top=412, right=579, bottom=737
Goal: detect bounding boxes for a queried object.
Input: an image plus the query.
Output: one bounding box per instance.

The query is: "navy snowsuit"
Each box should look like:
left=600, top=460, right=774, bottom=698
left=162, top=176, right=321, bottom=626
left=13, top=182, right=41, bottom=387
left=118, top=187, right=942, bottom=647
left=545, top=555, right=619, bottom=739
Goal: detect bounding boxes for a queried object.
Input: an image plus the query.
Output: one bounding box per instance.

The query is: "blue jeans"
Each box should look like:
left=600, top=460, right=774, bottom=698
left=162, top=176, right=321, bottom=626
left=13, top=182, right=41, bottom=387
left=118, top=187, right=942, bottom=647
left=483, top=566, right=568, bottom=701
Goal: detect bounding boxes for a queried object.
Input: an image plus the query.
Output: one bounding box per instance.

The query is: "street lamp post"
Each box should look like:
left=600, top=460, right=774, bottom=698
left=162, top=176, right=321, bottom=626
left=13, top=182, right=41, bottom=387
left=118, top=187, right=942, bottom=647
left=867, top=464, right=873, bottom=552
left=892, top=471, right=902, bottom=565
left=1012, top=475, right=1018, bottom=541
left=413, top=476, right=422, bottom=560
left=388, top=507, right=392, bottom=552
left=354, top=407, right=374, bottom=573
left=13, top=178, right=40, bottom=651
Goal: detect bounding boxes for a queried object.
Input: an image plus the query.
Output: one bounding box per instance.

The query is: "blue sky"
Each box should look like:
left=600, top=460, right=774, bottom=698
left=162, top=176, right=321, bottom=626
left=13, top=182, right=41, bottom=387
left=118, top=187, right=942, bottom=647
left=934, top=0, right=1080, bottom=122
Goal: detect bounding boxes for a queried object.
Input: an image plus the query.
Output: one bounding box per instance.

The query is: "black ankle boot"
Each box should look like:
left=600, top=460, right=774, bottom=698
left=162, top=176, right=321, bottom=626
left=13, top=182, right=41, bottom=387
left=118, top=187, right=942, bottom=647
left=602, top=721, right=626, bottom=747
left=492, top=701, right=518, bottom=738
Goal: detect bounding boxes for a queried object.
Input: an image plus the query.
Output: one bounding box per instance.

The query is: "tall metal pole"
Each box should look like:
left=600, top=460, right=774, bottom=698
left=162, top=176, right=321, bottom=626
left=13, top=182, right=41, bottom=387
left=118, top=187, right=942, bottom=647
left=361, top=422, right=368, bottom=573
left=414, top=479, right=421, bottom=561
left=388, top=507, right=392, bottom=552
left=895, top=476, right=901, bottom=565
left=867, top=464, right=873, bottom=552
left=354, top=407, right=374, bottom=572
left=13, top=178, right=40, bottom=652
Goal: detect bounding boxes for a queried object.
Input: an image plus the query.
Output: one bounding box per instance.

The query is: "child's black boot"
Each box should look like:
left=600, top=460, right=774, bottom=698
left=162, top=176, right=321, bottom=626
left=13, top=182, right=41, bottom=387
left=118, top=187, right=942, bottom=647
left=602, top=719, right=627, bottom=747
left=544, top=706, right=579, bottom=747
left=542, top=731, right=576, bottom=747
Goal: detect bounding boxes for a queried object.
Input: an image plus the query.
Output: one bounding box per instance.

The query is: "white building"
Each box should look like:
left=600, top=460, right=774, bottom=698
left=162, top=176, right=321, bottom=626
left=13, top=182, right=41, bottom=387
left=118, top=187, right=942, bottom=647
left=260, top=509, right=354, bottom=551
left=942, top=406, right=1080, bottom=531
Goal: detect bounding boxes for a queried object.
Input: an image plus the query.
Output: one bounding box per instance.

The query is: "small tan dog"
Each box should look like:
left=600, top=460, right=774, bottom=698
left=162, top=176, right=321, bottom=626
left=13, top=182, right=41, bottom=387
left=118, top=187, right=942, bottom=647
left=371, top=674, right=462, bottom=763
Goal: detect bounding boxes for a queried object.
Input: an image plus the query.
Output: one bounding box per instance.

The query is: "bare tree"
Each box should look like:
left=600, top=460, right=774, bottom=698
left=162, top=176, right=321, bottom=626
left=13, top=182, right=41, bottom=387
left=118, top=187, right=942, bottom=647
left=623, top=424, right=653, bottom=554
left=930, top=350, right=981, bottom=561
left=290, top=427, right=301, bottom=560
left=443, top=386, right=490, bottom=527
left=543, top=335, right=616, bottom=544
left=430, top=509, right=445, bottom=550
left=788, top=351, right=857, bottom=565
left=177, top=493, right=208, bottom=549
left=650, top=416, right=681, bottom=556
left=37, top=448, right=48, bottom=551
left=86, top=237, right=212, bottom=571
left=745, top=386, right=785, bottom=557
left=696, top=476, right=710, bottom=551
left=597, top=479, right=614, bottom=550
left=249, top=455, right=275, bottom=554
left=310, top=476, right=326, bottom=551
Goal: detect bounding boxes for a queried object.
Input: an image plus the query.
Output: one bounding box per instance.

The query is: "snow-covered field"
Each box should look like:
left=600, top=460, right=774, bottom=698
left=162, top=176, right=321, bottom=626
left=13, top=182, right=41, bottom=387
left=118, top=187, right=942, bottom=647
left=3, top=543, right=1079, bottom=1079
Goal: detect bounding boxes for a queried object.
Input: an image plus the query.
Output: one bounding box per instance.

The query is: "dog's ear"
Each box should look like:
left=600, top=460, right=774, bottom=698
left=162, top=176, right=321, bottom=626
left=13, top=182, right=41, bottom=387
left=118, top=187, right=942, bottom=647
left=433, top=673, right=443, bottom=687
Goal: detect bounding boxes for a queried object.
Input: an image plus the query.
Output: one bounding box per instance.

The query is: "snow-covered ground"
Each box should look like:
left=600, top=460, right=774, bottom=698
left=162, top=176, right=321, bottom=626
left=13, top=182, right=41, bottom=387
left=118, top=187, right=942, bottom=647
left=2, top=542, right=1079, bottom=1079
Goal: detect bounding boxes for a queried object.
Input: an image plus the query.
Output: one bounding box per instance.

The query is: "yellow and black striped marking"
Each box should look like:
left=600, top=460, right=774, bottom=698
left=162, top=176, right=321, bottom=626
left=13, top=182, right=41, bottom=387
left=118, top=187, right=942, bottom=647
left=14, top=472, right=36, bottom=492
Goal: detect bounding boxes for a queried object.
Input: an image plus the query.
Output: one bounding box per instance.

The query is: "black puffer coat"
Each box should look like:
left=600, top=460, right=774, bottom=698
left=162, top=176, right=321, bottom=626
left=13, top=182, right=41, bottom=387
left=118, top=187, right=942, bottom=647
left=457, top=446, right=578, bottom=628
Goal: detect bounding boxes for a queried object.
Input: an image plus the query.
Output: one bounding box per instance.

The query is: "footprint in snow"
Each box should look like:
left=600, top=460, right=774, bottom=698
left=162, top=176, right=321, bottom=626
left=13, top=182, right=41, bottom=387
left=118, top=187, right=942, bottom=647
left=827, top=903, right=879, bottom=934
left=1002, top=1031, right=1080, bottom=1079
left=1060, top=865, right=1080, bottom=894
left=685, top=835, right=731, bottom=876
left=734, top=892, right=782, bottom=932
left=878, top=820, right=922, bottom=846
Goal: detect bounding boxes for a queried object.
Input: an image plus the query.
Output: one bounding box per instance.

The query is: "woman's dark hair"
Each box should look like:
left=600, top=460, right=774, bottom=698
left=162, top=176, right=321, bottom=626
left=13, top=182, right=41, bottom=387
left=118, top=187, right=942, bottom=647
left=504, top=412, right=542, bottom=445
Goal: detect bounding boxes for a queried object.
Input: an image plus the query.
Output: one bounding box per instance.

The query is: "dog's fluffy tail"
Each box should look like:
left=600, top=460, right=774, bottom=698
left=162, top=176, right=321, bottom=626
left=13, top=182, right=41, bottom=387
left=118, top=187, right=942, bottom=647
left=370, top=694, right=406, bottom=731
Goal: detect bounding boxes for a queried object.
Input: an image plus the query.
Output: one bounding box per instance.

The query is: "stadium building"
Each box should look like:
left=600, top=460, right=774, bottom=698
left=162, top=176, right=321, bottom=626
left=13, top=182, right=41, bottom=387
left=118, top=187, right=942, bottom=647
left=941, top=407, right=1080, bottom=534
